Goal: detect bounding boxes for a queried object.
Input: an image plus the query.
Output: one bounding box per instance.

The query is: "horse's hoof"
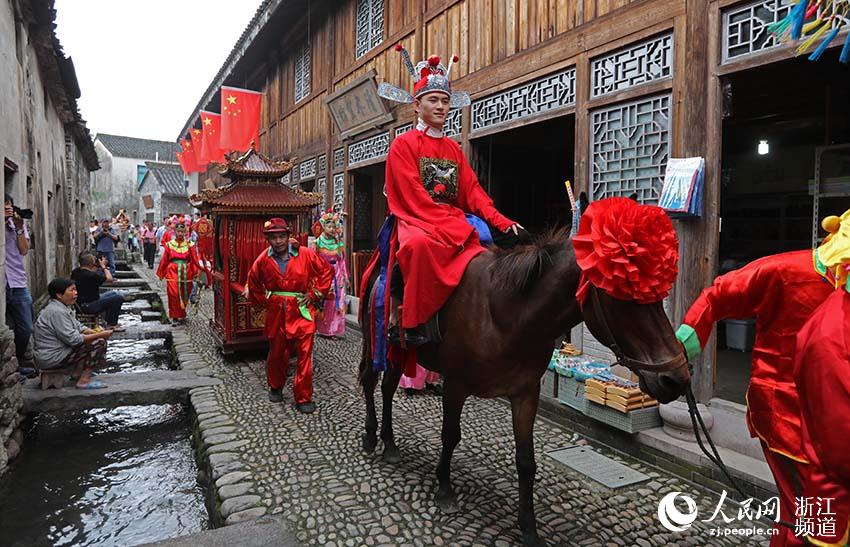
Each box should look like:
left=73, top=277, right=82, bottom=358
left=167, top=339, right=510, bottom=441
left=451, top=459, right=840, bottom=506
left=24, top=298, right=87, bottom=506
left=522, top=533, right=548, bottom=547
left=434, top=493, right=460, bottom=514
left=382, top=444, right=401, bottom=464
left=362, top=434, right=377, bottom=454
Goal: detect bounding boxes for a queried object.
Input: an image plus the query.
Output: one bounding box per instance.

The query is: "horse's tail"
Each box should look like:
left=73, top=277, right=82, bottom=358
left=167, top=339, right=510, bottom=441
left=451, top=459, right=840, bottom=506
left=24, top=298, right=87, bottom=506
left=358, top=268, right=377, bottom=386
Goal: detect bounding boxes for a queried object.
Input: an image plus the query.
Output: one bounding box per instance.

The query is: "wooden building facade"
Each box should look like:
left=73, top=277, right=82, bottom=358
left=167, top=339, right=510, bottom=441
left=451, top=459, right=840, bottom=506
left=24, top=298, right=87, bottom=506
left=181, top=0, right=850, bottom=421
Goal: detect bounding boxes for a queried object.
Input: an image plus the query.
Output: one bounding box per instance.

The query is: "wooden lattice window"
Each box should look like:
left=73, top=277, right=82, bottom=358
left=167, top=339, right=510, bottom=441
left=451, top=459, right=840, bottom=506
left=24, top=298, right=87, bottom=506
left=295, top=41, right=311, bottom=103
left=355, top=0, right=384, bottom=59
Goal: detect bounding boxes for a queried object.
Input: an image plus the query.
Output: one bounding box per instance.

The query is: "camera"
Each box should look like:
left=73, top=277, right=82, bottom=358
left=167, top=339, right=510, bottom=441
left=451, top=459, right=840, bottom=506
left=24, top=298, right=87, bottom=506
left=12, top=205, right=33, bottom=220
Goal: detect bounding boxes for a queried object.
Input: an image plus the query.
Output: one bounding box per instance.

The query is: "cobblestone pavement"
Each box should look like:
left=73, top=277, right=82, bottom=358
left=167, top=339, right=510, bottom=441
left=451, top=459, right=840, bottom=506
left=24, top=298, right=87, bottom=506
left=138, top=268, right=770, bottom=546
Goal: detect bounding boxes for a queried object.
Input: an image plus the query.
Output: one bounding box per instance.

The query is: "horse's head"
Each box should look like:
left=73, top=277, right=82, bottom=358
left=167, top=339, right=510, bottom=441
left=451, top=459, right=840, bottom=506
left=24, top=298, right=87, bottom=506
left=581, top=284, right=689, bottom=403
left=572, top=197, right=690, bottom=403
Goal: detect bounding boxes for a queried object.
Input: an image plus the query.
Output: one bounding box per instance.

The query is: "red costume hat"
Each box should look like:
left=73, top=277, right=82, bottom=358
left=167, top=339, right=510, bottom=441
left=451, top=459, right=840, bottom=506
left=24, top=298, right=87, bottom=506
left=376, top=45, right=470, bottom=108
left=573, top=197, right=679, bottom=304
left=263, top=217, right=291, bottom=234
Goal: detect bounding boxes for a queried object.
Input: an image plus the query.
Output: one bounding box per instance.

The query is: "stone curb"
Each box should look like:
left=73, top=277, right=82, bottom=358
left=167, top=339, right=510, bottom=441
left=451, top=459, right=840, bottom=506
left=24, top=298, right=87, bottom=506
left=132, top=264, right=269, bottom=529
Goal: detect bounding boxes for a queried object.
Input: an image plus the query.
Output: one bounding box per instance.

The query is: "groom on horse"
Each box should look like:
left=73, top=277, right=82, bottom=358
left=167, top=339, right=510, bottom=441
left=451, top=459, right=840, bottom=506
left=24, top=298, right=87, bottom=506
left=364, top=46, right=525, bottom=363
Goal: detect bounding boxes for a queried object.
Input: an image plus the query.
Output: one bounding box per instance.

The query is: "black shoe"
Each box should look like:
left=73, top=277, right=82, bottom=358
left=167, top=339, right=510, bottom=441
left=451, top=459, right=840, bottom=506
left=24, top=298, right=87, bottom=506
left=388, top=325, right=430, bottom=347
left=18, top=367, right=38, bottom=379
left=294, top=401, right=316, bottom=414
left=404, top=388, right=416, bottom=396
left=268, top=388, right=283, bottom=403
left=425, top=382, right=444, bottom=396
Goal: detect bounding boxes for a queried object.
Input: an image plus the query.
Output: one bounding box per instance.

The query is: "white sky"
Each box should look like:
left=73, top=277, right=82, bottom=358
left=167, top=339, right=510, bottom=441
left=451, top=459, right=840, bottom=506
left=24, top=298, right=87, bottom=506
left=55, top=0, right=262, bottom=142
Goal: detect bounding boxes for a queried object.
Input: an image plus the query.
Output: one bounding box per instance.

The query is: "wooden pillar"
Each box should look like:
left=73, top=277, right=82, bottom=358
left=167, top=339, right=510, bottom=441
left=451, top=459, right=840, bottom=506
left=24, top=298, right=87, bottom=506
left=573, top=51, right=590, bottom=196
left=672, top=0, right=717, bottom=402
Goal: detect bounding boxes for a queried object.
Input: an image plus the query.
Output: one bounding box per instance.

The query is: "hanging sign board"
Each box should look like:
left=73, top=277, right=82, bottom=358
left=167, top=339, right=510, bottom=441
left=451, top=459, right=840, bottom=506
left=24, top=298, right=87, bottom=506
left=325, top=69, right=394, bottom=140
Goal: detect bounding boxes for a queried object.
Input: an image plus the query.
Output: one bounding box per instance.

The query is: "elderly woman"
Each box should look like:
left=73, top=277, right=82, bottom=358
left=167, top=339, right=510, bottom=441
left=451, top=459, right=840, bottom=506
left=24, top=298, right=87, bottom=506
left=156, top=215, right=206, bottom=325
left=311, top=211, right=350, bottom=338
left=33, top=278, right=113, bottom=389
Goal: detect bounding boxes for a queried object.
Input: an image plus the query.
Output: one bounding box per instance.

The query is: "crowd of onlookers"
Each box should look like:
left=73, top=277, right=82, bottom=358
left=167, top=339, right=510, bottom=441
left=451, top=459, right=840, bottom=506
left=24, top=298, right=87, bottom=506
left=5, top=198, right=202, bottom=389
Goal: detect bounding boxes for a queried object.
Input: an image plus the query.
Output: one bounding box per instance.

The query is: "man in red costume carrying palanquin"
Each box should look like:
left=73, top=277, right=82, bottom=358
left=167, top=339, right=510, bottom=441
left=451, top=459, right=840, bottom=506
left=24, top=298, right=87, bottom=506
left=247, top=218, right=333, bottom=413
left=793, top=211, right=850, bottom=547
left=368, top=45, right=525, bottom=362
left=156, top=215, right=208, bottom=325
left=674, top=239, right=837, bottom=545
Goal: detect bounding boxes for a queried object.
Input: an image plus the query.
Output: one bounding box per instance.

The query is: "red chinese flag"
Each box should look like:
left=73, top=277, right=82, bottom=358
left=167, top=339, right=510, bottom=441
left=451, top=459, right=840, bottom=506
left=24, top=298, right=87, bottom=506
left=189, top=128, right=209, bottom=170
left=176, top=150, right=188, bottom=175
left=220, top=86, right=261, bottom=152
left=199, top=111, right=226, bottom=164
left=180, top=138, right=203, bottom=173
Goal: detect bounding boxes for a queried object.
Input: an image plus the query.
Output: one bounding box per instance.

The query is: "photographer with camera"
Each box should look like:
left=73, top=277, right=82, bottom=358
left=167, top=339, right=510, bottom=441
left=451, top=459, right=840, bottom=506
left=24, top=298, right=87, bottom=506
left=4, top=193, right=35, bottom=378
left=94, top=218, right=119, bottom=275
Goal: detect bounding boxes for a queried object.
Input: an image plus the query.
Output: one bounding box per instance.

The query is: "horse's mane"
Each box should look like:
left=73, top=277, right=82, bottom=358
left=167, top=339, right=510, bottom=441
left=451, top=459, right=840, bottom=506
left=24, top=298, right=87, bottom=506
left=489, top=227, right=571, bottom=294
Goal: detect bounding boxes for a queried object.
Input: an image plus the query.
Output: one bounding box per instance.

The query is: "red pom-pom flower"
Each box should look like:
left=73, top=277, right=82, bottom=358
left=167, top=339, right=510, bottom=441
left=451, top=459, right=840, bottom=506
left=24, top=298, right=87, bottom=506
left=452, top=54, right=459, bottom=63
left=572, top=197, right=678, bottom=304
left=427, top=55, right=441, bottom=67
left=394, top=43, right=404, bottom=52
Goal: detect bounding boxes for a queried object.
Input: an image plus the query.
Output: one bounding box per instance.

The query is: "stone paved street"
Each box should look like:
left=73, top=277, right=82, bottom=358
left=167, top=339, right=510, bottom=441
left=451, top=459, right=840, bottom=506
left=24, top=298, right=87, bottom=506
left=139, top=267, right=770, bottom=546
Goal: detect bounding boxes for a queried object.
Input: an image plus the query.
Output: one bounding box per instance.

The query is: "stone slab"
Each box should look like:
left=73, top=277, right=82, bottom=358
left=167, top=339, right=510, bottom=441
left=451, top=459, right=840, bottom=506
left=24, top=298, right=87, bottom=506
left=99, top=278, right=148, bottom=289
left=218, top=481, right=254, bottom=500
left=224, top=506, right=268, bottom=526
left=110, top=323, right=172, bottom=341
left=220, top=494, right=262, bottom=518
left=216, top=471, right=252, bottom=488
left=547, top=446, right=650, bottom=489
left=22, top=370, right=221, bottom=412
left=138, top=516, right=297, bottom=547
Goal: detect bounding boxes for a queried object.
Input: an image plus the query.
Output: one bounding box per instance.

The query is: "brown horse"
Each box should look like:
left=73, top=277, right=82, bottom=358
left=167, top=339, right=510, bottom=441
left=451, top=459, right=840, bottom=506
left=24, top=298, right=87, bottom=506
left=359, top=230, right=690, bottom=547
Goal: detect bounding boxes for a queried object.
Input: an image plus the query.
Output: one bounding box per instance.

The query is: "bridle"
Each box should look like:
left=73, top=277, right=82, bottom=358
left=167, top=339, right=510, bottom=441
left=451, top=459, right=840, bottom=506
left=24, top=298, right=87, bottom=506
left=588, top=283, right=795, bottom=529
left=587, top=285, right=688, bottom=373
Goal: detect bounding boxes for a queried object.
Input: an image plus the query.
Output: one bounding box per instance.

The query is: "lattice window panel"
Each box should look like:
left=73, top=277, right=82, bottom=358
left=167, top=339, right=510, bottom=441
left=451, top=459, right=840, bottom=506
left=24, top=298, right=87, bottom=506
left=445, top=109, right=462, bottom=138
left=356, top=0, right=384, bottom=59
left=471, top=67, right=576, bottom=132
left=318, top=154, right=327, bottom=175
left=591, top=34, right=673, bottom=98
left=292, top=164, right=300, bottom=182
left=395, top=123, right=414, bottom=137
left=348, top=132, right=390, bottom=166
left=590, top=94, right=671, bottom=205
left=282, top=172, right=291, bottom=185
left=295, top=41, right=311, bottom=103
left=299, top=157, right=317, bottom=180
left=722, top=0, right=791, bottom=62
left=333, top=173, right=345, bottom=208
left=316, top=176, right=327, bottom=211
left=333, top=148, right=345, bottom=171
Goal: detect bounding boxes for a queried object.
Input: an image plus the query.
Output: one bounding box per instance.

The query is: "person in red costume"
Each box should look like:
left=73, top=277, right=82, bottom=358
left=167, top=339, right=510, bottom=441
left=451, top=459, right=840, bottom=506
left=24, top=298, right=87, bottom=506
left=376, top=46, right=524, bottom=347
left=676, top=249, right=833, bottom=546
left=793, top=212, right=850, bottom=547
left=156, top=215, right=207, bottom=325
left=247, top=218, right=333, bottom=413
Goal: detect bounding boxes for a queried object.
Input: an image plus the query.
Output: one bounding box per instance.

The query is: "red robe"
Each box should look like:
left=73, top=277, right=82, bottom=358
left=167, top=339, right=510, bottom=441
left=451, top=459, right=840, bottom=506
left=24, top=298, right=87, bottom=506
left=384, top=127, right=514, bottom=328
left=794, top=290, right=850, bottom=546
left=682, top=250, right=831, bottom=461
left=156, top=239, right=204, bottom=319
left=247, top=246, right=333, bottom=339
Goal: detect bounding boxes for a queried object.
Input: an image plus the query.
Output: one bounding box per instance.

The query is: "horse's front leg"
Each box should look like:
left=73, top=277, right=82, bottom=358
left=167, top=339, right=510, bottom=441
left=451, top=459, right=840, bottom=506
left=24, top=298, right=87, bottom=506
left=435, top=381, right=466, bottom=514
left=361, top=362, right=379, bottom=454
left=511, top=389, right=547, bottom=547
left=380, top=363, right=403, bottom=463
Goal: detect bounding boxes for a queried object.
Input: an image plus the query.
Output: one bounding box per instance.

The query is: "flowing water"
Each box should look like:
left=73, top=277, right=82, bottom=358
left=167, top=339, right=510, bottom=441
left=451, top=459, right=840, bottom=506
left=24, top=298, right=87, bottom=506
left=0, top=308, right=208, bottom=547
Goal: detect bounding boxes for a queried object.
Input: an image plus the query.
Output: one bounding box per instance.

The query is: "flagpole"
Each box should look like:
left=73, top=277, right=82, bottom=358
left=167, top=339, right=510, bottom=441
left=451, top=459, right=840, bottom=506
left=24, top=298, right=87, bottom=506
left=221, top=85, right=264, bottom=95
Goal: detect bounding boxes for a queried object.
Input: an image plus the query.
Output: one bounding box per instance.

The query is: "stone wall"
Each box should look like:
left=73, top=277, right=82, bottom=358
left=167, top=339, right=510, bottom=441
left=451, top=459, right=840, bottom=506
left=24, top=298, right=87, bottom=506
left=0, top=325, right=24, bottom=477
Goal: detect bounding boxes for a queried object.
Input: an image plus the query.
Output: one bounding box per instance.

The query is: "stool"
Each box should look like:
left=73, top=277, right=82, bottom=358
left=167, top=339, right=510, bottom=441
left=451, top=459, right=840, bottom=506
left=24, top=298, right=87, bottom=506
left=40, top=366, right=76, bottom=390
left=76, top=313, right=101, bottom=329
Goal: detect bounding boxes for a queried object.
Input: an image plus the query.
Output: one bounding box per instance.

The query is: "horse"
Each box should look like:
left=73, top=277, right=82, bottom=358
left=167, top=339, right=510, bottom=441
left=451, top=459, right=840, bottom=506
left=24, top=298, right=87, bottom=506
left=359, top=228, right=690, bottom=547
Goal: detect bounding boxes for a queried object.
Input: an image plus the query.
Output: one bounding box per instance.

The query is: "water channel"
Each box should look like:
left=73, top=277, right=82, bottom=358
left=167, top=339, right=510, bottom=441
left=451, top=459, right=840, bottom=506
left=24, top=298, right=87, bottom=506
left=0, top=307, right=209, bottom=546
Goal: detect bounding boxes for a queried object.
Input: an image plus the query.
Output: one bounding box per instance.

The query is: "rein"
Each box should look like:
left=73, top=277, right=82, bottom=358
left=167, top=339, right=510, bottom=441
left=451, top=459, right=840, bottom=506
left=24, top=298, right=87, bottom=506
left=586, top=285, right=795, bottom=531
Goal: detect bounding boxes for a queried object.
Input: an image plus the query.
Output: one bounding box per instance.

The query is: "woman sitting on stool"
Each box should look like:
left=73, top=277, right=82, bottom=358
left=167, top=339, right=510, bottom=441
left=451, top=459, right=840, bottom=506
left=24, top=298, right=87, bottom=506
left=33, top=278, right=113, bottom=389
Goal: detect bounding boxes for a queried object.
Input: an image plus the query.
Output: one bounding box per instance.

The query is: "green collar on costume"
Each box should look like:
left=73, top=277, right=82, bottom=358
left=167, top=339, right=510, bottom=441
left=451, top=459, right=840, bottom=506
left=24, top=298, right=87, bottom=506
left=268, top=246, right=298, bottom=258
left=317, top=234, right=342, bottom=249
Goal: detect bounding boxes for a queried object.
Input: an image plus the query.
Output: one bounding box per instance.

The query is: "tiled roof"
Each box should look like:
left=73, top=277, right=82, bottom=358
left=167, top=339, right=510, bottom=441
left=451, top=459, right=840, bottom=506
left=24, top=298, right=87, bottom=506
left=219, top=147, right=293, bottom=178
left=198, top=185, right=321, bottom=210
left=144, top=162, right=187, bottom=196
left=97, top=134, right=182, bottom=162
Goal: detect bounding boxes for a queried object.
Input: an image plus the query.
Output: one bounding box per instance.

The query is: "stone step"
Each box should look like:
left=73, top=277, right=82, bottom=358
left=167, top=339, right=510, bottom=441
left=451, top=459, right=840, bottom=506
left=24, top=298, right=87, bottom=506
left=23, top=370, right=221, bottom=413
left=118, top=290, right=159, bottom=303
left=100, top=278, right=148, bottom=289
left=141, top=311, right=163, bottom=322
left=109, top=322, right=172, bottom=340
left=113, top=270, right=141, bottom=280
